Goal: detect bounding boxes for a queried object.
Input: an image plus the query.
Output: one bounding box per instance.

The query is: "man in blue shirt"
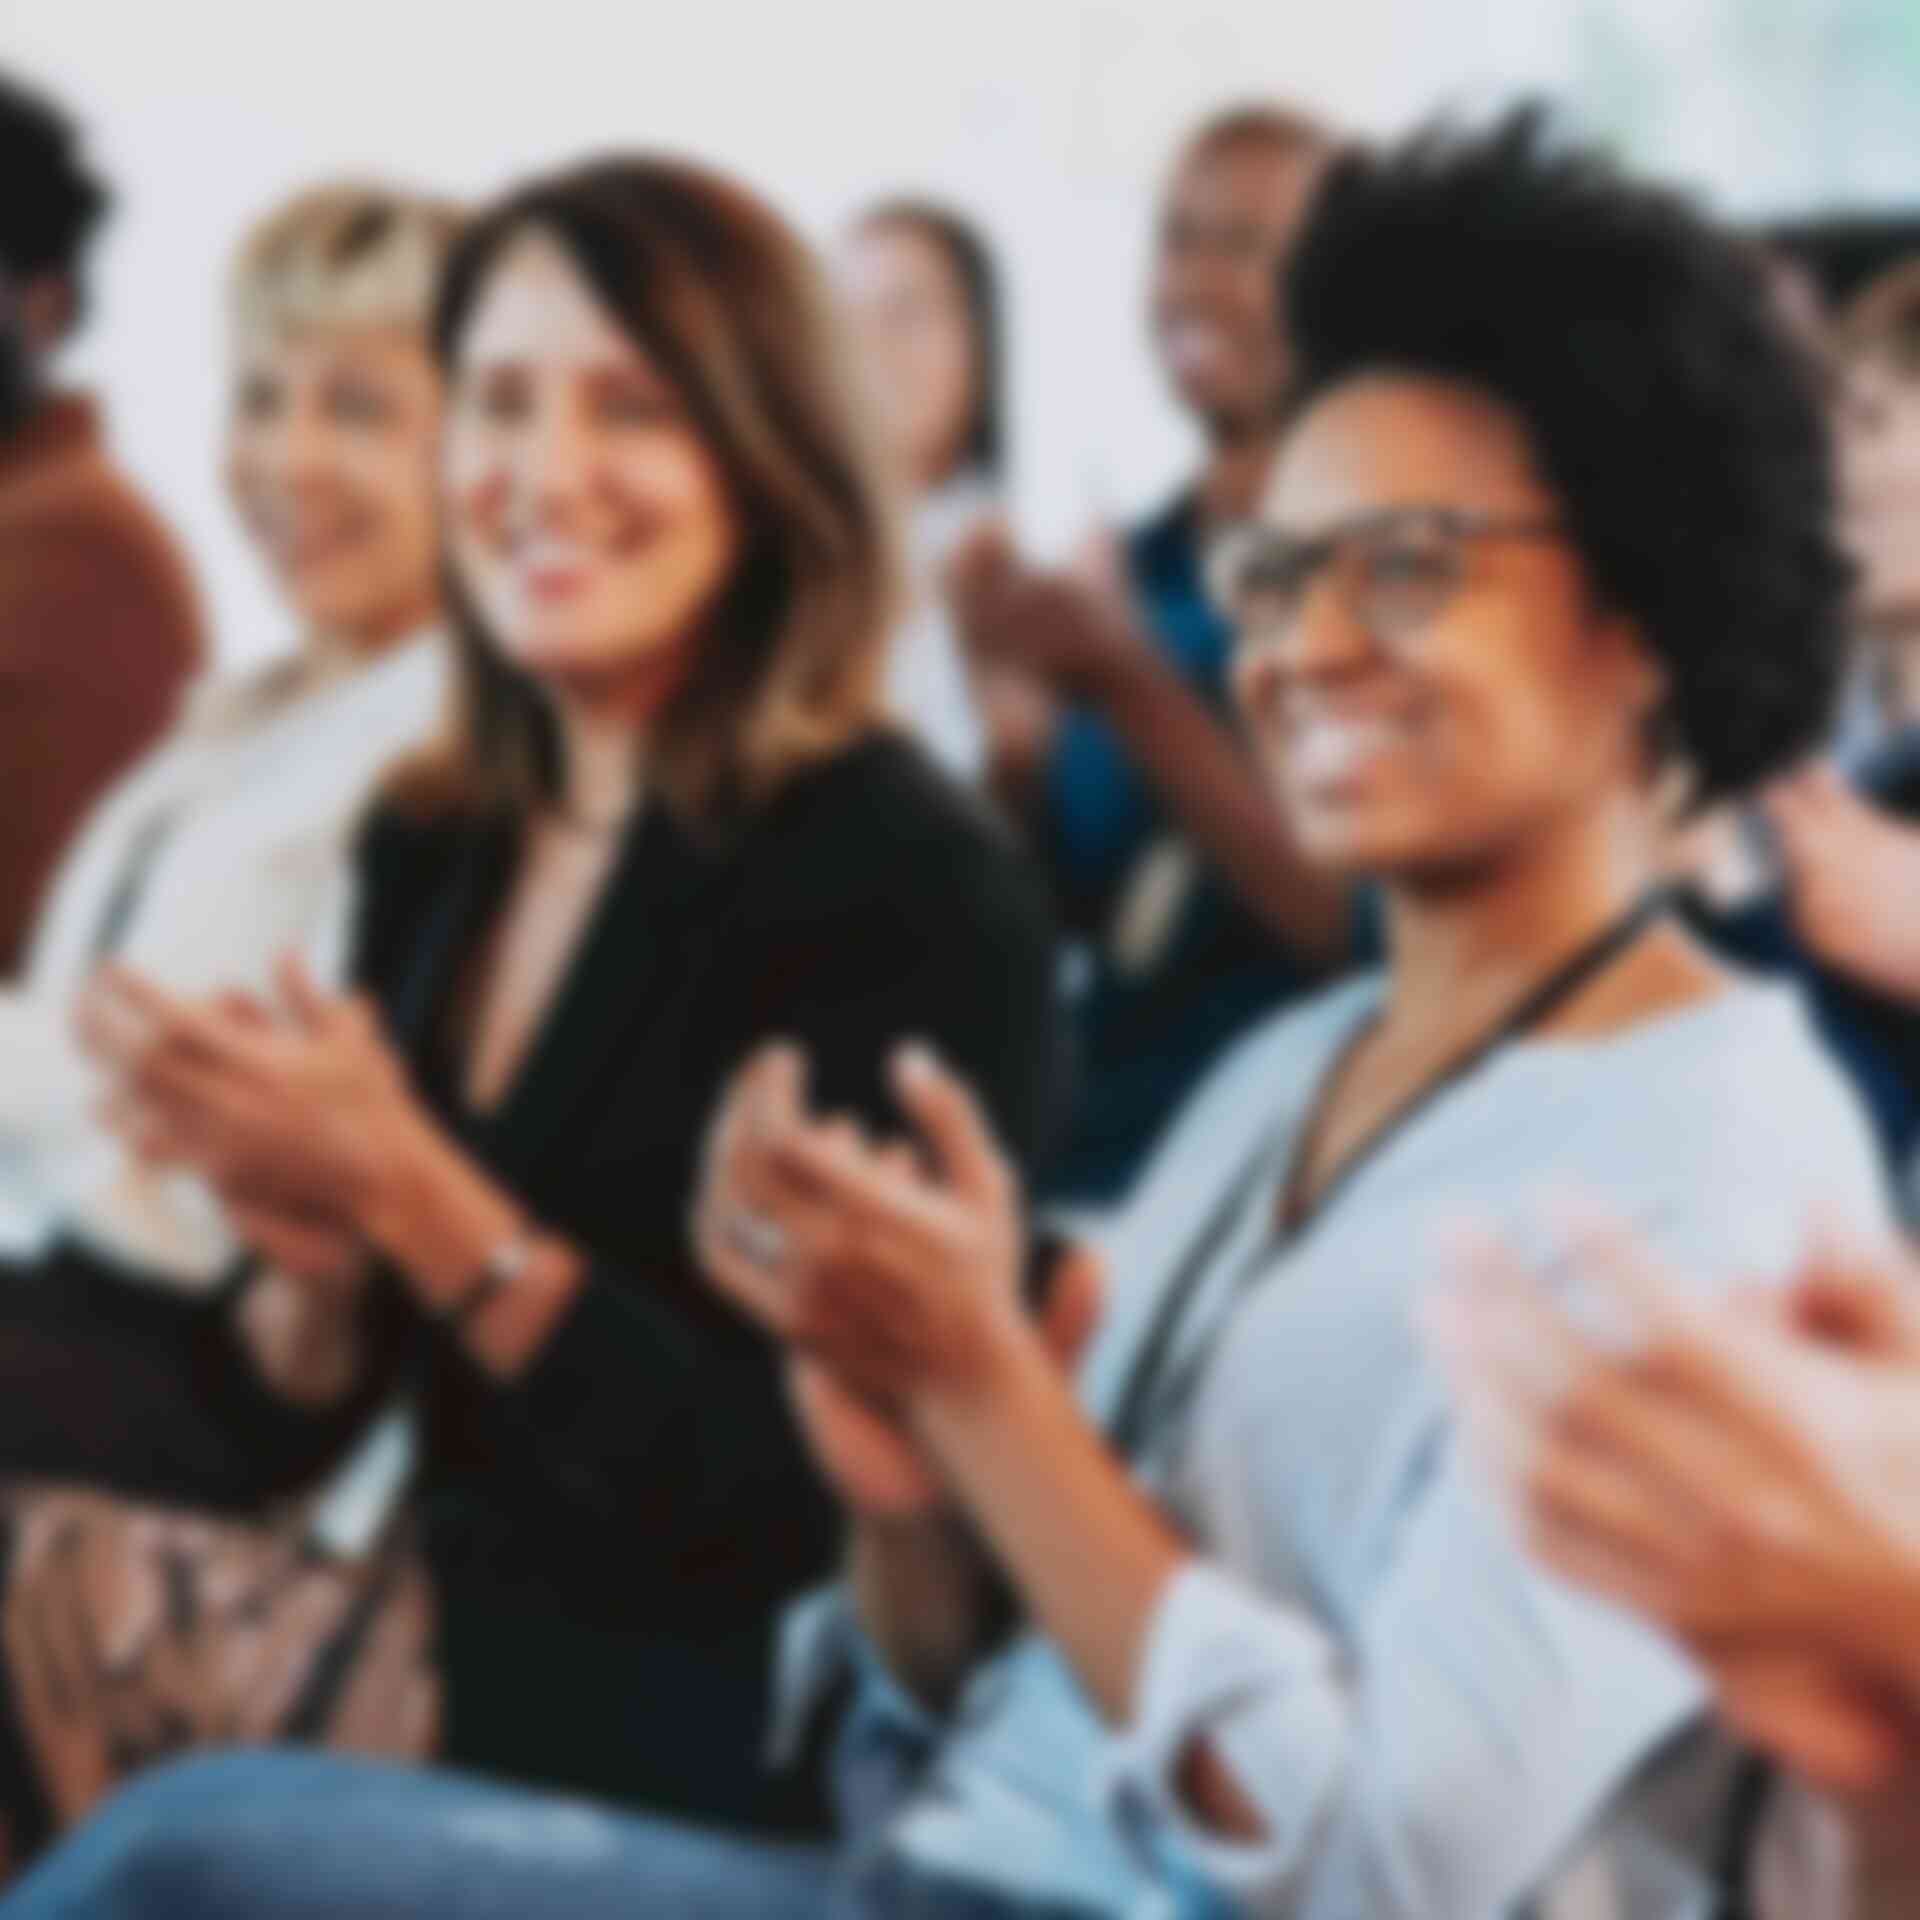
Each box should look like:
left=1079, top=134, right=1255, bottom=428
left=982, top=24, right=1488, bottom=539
left=959, top=106, right=1357, bottom=1205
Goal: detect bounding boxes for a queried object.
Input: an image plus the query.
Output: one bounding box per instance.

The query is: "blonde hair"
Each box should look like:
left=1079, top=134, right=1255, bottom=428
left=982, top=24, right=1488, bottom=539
left=230, top=182, right=464, bottom=349
left=197, top=183, right=463, bottom=737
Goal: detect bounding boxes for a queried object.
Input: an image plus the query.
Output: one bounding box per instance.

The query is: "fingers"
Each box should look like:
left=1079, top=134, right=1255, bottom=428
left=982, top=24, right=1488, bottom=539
left=223, top=1197, right=363, bottom=1287
left=80, top=971, right=266, bottom=1123
left=786, top=1357, right=945, bottom=1519
left=1789, top=1220, right=1920, bottom=1359
left=890, top=1041, right=1015, bottom=1212
left=764, top=1122, right=952, bottom=1250
left=1710, top=1648, right=1915, bottom=1796
left=1426, top=1217, right=1769, bottom=1635
left=943, top=514, right=1019, bottom=614
left=1039, top=1242, right=1105, bottom=1370
left=274, top=951, right=334, bottom=1029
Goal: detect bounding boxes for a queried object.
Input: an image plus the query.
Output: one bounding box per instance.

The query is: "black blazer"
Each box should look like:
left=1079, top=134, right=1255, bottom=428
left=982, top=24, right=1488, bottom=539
left=288, top=733, right=1059, bottom=1828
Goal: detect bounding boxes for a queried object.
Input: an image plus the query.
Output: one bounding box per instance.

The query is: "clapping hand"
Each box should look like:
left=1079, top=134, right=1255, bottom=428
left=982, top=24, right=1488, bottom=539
left=77, top=954, right=421, bottom=1285
left=946, top=517, right=1146, bottom=705
left=694, top=1041, right=1101, bottom=1518
left=1765, top=763, right=1920, bottom=1002
left=1426, top=1206, right=1920, bottom=1793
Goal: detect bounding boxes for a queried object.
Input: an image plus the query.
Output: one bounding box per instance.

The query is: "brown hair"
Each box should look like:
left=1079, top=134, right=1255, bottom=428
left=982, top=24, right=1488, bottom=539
left=1839, top=255, right=1920, bottom=378
left=396, top=154, right=900, bottom=829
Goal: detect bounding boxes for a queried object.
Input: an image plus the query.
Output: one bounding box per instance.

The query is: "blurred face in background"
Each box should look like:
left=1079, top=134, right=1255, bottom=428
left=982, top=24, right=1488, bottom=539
left=843, top=217, right=979, bottom=496
left=227, top=328, right=442, bottom=649
left=1228, top=372, right=1662, bottom=883
left=1150, top=133, right=1327, bottom=443
left=442, top=225, right=741, bottom=699
left=1838, top=327, right=1920, bottom=730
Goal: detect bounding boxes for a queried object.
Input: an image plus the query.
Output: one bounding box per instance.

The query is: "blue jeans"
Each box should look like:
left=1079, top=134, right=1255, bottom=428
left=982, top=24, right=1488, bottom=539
left=0, top=1750, right=1108, bottom=1920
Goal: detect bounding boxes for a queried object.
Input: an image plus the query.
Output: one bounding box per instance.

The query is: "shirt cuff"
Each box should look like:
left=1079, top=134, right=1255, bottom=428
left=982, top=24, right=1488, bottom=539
left=1101, top=1560, right=1348, bottom=1905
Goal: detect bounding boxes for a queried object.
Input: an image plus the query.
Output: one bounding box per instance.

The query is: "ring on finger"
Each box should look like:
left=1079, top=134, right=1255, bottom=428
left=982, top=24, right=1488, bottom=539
left=723, top=1208, right=791, bottom=1270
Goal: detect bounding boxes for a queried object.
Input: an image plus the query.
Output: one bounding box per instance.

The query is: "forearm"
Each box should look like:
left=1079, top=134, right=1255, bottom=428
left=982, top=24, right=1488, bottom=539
left=1087, top=647, right=1348, bottom=964
left=913, top=1323, right=1189, bottom=1726
left=911, top=1333, right=1270, bottom=1839
left=358, top=1112, right=584, bottom=1379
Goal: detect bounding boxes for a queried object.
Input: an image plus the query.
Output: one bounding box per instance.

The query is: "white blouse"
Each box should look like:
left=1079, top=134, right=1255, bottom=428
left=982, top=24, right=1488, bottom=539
left=1104, top=977, right=1890, bottom=1918
left=0, top=631, right=445, bottom=1282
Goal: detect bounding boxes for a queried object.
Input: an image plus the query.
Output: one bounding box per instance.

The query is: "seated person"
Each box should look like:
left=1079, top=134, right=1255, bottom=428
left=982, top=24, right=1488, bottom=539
left=0, top=181, right=457, bottom=1278
left=840, top=197, right=1005, bottom=783
left=959, top=104, right=1353, bottom=1205
left=12, top=108, right=1892, bottom=1920
left=0, top=155, right=1058, bottom=1864
left=0, top=70, right=203, bottom=974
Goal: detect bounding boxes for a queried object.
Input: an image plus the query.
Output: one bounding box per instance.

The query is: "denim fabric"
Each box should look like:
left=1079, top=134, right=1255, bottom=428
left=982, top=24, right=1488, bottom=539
left=0, top=1749, right=1112, bottom=1920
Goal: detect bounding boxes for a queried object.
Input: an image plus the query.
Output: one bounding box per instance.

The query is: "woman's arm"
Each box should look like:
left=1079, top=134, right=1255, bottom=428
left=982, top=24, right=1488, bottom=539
left=949, top=525, right=1350, bottom=966
left=713, top=1056, right=1753, bottom=1916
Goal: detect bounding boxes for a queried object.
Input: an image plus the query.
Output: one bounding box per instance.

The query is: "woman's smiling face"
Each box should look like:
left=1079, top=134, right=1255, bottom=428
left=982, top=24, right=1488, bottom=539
left=1230, top=371, right=1665, bottom=883
left=441, top=225, right=742, bottom=696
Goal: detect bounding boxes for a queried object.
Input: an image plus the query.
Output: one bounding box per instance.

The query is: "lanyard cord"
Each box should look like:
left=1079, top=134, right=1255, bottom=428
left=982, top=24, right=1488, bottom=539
left=1108, top=886, right=1676, bottom=1459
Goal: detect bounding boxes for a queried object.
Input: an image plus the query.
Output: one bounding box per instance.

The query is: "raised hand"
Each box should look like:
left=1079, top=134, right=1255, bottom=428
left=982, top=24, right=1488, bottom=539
left=1765, top=764, right=1920, bottom=1002
left=1425, top=1206, right=1920, bottom=1793
left=945, top=516, right=1147, bottom=704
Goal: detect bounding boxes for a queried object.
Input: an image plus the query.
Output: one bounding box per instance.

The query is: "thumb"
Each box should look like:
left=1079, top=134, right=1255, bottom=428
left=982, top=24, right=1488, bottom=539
left=274, top=951, right=334, bottom=1030
left=890, top=1040, right=1012, bottom=1209
left=1068, top=525, right=1128, bottom=605
left=943, top=514, right=1020, bottom=612
left=1040, top=1241, right=1105, bottom=1368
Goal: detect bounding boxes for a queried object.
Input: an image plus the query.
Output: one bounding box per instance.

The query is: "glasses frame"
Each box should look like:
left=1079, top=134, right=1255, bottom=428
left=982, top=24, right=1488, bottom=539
left=1208, top=505, right=1569, bottom=654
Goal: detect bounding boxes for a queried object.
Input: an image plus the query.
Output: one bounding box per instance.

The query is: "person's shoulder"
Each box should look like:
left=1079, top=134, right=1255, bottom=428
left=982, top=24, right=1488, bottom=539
left=761, top=730, right=1047, bottom=914
left=351, top=796, right=481, bottom=892
left=1581, top=978, right=1891, bottom=1227
left=31, top=449, right=194, bottom=594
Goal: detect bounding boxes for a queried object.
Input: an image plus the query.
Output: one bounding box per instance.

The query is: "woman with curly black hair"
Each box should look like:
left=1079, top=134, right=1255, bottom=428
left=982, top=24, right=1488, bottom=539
left=0, top=108, right=1891, bottom=1920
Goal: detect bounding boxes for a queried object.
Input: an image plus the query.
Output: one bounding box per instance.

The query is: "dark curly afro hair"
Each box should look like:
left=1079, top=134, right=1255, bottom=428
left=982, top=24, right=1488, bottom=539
left=1284, top=105, right=1850, bottom=803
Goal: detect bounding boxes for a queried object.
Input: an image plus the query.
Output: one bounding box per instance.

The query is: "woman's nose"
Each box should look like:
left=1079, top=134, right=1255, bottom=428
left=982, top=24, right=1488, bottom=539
left=520, top=397, right=598, bottom=516
left=1237, top=585, right=1376, bottom=705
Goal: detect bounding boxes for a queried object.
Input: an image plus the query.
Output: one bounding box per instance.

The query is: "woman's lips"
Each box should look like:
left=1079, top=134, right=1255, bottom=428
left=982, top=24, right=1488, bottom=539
left=1163, top=318, right=1238, bottom=383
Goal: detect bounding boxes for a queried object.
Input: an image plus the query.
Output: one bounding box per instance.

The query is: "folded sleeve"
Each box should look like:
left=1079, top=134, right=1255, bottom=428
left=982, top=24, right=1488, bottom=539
left=1103, top=1470, right=1709, bottom=1919
left=1098, top=1174, right=1822, bottom=1916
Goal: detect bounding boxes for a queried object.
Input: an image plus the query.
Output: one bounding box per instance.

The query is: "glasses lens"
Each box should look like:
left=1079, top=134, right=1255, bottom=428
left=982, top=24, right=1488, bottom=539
left=1357, top=530, right=1463, bottom=641
left=1211, top=527, right=1313, bottom=638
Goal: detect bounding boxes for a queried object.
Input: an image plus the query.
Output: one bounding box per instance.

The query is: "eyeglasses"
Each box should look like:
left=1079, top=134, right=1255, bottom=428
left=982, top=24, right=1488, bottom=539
left=1208, top=506, right=1568, bottom=652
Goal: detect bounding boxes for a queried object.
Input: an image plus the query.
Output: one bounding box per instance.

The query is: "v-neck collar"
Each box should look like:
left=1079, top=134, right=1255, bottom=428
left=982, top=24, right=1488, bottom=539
left=384, top=803, right=729, bottom=1186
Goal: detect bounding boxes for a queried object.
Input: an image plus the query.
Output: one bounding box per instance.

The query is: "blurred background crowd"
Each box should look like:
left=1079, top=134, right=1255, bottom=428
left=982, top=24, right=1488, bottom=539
left=0, top=2, right=1917, bottom=1916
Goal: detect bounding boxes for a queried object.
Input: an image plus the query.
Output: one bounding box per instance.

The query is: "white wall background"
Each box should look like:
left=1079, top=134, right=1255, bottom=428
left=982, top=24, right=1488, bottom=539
left=8, top=0, right=1916, bottom=669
